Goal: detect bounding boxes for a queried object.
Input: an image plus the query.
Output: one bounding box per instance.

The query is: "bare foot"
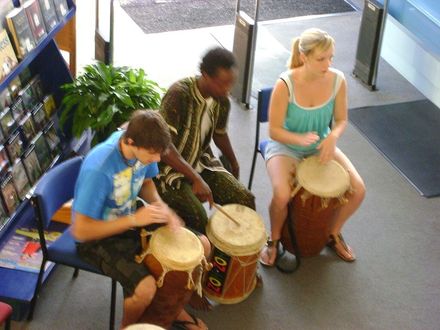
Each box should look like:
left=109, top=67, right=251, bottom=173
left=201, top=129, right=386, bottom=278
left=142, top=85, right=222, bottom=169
left=188, top=292, right=212, bottom=311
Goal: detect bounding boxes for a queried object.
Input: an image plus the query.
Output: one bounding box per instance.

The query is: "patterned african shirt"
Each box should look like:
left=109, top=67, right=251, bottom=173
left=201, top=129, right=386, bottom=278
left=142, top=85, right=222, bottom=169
left=156, top=77, right=231, bottom=191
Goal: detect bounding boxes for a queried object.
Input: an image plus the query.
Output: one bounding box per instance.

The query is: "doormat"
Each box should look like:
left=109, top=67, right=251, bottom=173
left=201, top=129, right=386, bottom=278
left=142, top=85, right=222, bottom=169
left=349, top=100, right=440, bottom=198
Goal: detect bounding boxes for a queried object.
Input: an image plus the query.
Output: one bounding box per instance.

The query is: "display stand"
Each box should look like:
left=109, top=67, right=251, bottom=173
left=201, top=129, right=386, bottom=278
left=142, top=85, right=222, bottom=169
left=0, top=0, right=86, bottom=320
left=231, top=0, right=260, bottom=109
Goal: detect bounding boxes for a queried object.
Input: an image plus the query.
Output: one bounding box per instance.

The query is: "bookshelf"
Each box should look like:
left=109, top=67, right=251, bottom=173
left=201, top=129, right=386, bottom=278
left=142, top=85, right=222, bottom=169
left=0, top=0, right=86, bottom=320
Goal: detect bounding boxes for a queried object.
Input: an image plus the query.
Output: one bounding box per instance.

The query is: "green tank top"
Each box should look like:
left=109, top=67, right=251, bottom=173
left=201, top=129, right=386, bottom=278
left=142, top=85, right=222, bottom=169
left=280, top=68, right=344, bottom=152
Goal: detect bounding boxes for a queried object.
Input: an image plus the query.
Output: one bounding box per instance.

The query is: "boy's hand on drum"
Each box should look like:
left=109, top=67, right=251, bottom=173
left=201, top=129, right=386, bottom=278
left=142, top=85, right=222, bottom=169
left=298, top=131, right=320, bottom=146
left=317, top=134, right=337, bottom=163
left=134, top=203, right=170, bottom=226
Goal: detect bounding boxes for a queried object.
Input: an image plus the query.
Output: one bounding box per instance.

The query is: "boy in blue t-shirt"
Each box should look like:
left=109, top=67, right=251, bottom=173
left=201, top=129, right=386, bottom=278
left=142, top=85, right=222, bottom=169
left=72, top=110, right=209, bottom=329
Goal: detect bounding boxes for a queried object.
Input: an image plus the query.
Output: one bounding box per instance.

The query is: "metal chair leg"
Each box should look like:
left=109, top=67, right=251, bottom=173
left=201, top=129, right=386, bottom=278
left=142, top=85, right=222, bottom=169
left=28, top=260, right=47, bottom=320
left=109, top=279, right=117, bottom=330
left=248, top=150, right=258, bottom=190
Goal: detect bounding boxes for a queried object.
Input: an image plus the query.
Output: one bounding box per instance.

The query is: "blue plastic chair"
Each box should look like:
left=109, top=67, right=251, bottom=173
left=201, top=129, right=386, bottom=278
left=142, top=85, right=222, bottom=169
left=30, top=156, right=117, bottom=330
left=248, top=87, right=273, bottom=190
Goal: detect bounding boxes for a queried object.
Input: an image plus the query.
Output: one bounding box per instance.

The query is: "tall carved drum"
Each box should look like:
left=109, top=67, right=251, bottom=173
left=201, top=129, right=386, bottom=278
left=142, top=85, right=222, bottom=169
left=136, top=226, right=207, bottom=329
left=281, top=155, right=350, bottom=257
left=204, top=204, right=266, bottom=304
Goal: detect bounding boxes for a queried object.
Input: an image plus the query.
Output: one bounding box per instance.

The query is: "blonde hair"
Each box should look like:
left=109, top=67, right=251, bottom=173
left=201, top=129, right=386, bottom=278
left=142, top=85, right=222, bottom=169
left=287, top=28, right=335, bottom=69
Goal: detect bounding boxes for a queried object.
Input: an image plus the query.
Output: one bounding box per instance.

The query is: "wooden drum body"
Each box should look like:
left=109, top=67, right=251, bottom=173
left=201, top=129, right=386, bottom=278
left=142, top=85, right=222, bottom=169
left=137, top=227, right=205, bottom=329
left=281, top=156, right=350, bottom=257
left=204, top=204, right=266, bottom=304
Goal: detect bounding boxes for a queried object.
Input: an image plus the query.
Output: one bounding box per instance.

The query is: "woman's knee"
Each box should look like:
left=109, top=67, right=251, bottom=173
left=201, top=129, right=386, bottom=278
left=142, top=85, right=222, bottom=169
left=271, top=186, right=292, bottom=208
left=198, top=234, right=212, bottom=258
left=350, top=176, right=366, bottom=206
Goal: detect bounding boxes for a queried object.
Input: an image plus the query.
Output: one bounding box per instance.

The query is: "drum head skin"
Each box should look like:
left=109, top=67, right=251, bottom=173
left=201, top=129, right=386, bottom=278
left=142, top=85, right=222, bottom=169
left=207, top=204, right=266, bottom=256
left=149, top=226, right=204, bottom=271
left=297, top=155, right=350, bottom=198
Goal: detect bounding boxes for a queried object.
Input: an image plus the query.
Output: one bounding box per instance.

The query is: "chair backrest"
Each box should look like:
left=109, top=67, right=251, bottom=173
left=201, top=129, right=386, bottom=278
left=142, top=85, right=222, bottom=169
left=32, top=156, right=83, bottom=229
left=257, top=87, right=273, bottom=123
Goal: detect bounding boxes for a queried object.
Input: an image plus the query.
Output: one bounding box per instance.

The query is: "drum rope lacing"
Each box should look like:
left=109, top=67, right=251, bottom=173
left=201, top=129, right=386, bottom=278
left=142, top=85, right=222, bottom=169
left=221, top=255, right=259, bottom=294
left=135, top=228, right=209, bottom=297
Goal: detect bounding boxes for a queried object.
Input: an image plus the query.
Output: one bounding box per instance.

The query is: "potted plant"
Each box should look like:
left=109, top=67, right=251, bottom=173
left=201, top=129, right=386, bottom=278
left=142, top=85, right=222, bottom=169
left=60, top=62, right=164, bottom=145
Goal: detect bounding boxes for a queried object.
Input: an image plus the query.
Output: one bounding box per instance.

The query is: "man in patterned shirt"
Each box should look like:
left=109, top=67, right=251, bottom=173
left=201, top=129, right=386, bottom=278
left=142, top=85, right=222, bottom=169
left=155, top=47, right=255, bottom=234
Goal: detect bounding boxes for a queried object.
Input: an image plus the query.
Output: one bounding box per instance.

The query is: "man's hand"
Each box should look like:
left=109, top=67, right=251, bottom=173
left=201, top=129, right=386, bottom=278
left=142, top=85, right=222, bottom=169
left=192, top=177, right=214, bottom=206
left=231, top=161, right=240, bottom=179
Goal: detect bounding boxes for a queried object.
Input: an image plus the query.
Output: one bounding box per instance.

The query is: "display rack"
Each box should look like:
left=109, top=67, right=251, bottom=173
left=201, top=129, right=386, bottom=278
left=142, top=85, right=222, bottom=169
left=0, top=0, right=86, bottom=320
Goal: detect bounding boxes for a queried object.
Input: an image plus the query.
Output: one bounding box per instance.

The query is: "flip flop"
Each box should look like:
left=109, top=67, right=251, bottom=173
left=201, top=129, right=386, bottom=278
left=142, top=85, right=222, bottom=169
left=327, top=233, right=356, bottom=262
left=259, top=239, right=282, bottom=267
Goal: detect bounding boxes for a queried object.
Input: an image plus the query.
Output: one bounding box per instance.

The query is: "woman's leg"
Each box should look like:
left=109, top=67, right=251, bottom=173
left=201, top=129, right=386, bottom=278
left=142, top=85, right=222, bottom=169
left=260, top=155, right=298, bottom=265
left=329, top=148, right=366, bottom=260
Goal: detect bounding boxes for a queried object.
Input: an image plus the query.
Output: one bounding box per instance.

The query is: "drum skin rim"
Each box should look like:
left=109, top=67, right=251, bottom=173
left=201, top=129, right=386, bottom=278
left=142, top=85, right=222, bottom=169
left=149, top=226, right=204, bottom=271
left=206, top=204, right=266, bottom=256
left=296, top=155, right=350, bottom=198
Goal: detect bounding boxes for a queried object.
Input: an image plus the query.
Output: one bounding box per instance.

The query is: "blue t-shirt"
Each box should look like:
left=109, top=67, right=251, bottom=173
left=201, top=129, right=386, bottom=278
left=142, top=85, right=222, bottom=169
left=72, top=131, right=158, bottom=221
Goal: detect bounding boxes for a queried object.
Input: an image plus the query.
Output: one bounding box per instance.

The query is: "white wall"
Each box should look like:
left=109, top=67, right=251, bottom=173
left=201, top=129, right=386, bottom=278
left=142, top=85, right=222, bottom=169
left=381, top=14, right=440, bottom=108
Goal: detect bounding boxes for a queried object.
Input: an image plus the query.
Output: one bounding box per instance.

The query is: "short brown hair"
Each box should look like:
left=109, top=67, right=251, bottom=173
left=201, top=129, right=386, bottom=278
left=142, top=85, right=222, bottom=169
left=123, top=110, right=171, bottom=153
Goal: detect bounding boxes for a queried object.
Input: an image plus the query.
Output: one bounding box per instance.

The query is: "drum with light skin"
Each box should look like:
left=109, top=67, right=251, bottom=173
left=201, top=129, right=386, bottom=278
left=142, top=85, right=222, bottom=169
left=281, top=155, right=351, bottom=257
left=204, top=204, right=266, bottom=304
left=135, top=226, right=208, bottom=329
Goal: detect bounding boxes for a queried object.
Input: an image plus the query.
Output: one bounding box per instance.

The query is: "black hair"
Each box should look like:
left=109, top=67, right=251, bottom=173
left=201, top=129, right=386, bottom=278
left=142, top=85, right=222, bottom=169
left=199, top=47, right=236, bottom=77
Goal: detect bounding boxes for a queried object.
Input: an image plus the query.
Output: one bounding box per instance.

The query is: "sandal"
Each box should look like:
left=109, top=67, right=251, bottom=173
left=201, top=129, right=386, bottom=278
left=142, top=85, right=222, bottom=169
left=171, top=312, right=207, bottom=330
left=259, top=239, right=280, bottom=267
left=327, top=233, right=356, bottom=262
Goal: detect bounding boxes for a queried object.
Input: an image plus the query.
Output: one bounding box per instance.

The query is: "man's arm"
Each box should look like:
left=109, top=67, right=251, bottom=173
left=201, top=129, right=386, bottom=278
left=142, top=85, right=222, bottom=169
left=213, top=132, right=239, bottom=179
left=161, top=146, right=213, bottom=205
left=71, top=202, right=173, bottom=242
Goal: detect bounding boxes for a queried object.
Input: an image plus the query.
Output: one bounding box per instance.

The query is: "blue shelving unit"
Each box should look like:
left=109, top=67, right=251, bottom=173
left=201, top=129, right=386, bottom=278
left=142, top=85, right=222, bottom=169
left=0, top=0, right=81, bottom=320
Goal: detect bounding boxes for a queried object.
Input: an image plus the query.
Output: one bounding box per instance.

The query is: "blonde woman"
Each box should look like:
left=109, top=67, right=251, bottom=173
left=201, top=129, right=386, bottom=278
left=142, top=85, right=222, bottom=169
left=260, top=28, right=366, bottom=266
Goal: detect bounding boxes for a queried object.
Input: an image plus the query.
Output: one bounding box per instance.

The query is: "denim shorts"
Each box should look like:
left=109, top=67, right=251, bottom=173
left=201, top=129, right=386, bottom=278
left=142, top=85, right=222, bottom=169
left=264, top=140, right=318, bottom=162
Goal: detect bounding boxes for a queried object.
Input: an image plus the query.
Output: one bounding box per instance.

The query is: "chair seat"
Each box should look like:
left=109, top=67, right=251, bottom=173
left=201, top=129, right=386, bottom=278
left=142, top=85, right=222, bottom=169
left=0, top=301, right=12, bottom=323
left=47, top=228, right=102, bottom=274
left=259, top=139, right=269, bottom=158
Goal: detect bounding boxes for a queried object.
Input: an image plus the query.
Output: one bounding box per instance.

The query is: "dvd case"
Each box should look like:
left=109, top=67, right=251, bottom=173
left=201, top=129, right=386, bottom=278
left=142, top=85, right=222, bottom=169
left=31, top=130, right=52, bottom=171
left=11, top=158, right=31, bottom=200
left=22, top=144, right=42, bottom=185
left=0, top=172, right=20, bottom=215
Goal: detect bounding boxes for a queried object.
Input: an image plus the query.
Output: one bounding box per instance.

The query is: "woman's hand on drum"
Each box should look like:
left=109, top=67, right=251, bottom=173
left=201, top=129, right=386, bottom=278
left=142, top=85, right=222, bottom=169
left=297, top=131, right=320, bottom=147
left=317, top=133, right=337, bottom=163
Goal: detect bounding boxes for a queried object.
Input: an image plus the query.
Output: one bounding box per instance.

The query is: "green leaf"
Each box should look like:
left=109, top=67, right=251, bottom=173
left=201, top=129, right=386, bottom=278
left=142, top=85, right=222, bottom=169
left=60, top=62, right=165, bottom=143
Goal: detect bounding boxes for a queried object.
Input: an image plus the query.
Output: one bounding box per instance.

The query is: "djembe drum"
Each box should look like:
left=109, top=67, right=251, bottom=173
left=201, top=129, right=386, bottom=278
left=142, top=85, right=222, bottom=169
left=135, top=226, right=209, bottom=329
left=204, top=204, right=266, bottom=304
left=281, top=155, right=351, bottom=257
